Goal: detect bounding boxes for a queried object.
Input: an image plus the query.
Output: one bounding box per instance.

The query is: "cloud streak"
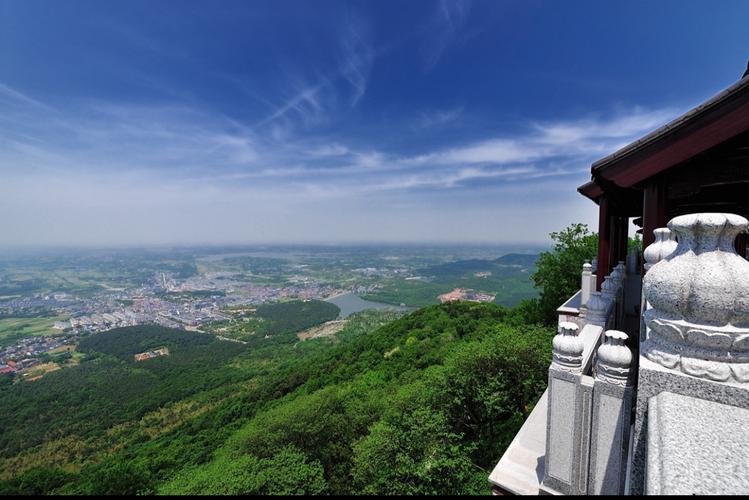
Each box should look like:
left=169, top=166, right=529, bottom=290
left=0, top=78, right=675, bottom=246
left=253, top=12, right=375, bottom=133
left=420, top=0, right=472, bottom=72
left=0, top=80, right=675, bottom=190
left=413, top=107, right=464, bottom=129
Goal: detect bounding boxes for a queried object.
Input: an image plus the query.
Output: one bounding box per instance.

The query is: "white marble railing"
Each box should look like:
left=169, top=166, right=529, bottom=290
left=557, top=260, right=626, bottom=332
left=488, top=321, right=604, bottom=495
left=540, top=322, right=634, bottom=495
left=493, top=213, right=749, bottom=497
left=538, top=257, right=636, bottom=495
left=493, top=242, right=643, bottom=495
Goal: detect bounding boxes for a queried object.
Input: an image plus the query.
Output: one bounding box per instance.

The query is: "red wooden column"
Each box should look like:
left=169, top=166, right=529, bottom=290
left=596, top=197, right=611, bottom=290
left=606, top=214, right=627, bottom=274
left=609, top=213, right=620, bottom=273
left=617, top=215, right=629, bottom=264
left=642, top=179, right=668, bottom=249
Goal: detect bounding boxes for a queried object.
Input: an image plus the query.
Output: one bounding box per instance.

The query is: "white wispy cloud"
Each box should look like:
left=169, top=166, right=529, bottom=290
left=404, top=108, right=676, bottom=168
left=255, top=82, right=327, bottom=129
left=0, top=79, right=678, bottom=245
left=0, top=83, right=53, bottom=111
left=0, top=79, right=674, bottom=191
left=254, top=12, right=374, bottom=132
left=338, top=13, right=374, bottom=107
left=532, top=107, right=677, bottom=145
left=414, top=107, right=464, bottom=129
left=420, top=0, right=472, bottom=72
left=0, top=96, right=265, bottom=179
left=306, top=143, right=351, bottom=157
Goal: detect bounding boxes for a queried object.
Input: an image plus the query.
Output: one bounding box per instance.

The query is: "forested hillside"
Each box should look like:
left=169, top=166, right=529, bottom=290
left=204, top=299, right=341, bottom=344
left=362, top=253, right=540, bottom=308
left=0, top=302, right=552, bottom=495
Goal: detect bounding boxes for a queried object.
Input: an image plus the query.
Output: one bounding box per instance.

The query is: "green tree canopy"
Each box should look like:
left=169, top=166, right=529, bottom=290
left=531, top=223, right=598, bottom=325
left=158, top=447, right=327, bottom=495
left=0, top=303, right=554, bottom=496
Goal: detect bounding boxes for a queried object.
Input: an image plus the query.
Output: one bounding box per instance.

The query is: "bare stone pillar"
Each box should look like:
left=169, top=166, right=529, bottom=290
left=581, top=261, right=593, bottom=308
left=631, top=213, right=749, bottom=494
left=542, top=322, right=591, bottom=495
left=587, top=330, right=633, bottom=495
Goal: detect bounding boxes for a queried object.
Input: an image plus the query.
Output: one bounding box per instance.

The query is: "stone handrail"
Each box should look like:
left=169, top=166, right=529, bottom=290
left=489, top=321, right=604, bottom=495
left=504, top=254, right=633, bottom=496
left=541, top=321, right=633, bottom=495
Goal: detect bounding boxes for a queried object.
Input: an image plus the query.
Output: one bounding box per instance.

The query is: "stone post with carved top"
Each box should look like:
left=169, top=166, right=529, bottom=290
left=640, top=227, right=677, bottom=343
left=630, top=213, right=749, bottom=494
left=588, top=330, right=633, bottom=495
left=541, top=322, right=590, bottom=495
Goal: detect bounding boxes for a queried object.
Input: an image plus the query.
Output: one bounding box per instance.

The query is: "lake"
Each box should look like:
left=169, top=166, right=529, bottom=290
left=326, top=293, right=410, bottom=319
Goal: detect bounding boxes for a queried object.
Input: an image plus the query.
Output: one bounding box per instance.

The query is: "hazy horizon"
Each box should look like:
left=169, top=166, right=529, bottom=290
left=0, top=240, right=551, bottom=254
left=2, top=0, right=747, bottom=246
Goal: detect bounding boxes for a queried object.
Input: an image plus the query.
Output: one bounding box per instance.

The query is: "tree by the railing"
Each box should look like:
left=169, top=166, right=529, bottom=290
left=531, top=223, right=598, bottom=325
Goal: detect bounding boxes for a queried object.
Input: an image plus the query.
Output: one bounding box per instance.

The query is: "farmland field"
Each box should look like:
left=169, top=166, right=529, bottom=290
left=0, top=316, right=68, bottom=349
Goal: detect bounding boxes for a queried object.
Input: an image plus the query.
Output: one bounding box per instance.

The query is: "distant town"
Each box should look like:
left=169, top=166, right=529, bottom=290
left=0, top=246, right=540, bottom=382
left=0, top=270, right=363, bottom=379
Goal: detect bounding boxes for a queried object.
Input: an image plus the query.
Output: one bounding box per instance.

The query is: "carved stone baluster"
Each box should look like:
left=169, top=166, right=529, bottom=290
left=640, top=227, right=677, bottom=341
left=631, top=213, right=749, bottom=494
left=542, top=322, right=589, bottom=495
left=642, top=213, right=749, bottom=382
left=609, top=265, right=623, bottom=290
left=585, top=291, right=609, bottom=328
left=607, top=266, right=623, bottom=327
left=601, top=277, right=617, bottom=310
left=595, top=330, right=633, bottom=384
left=551, top=322, right=583, bottom=371
left=643, top=227, right=677, bottom=271
left=615, top=260, right=627, bottom=279
left=588, top=330, right=634, bottom=495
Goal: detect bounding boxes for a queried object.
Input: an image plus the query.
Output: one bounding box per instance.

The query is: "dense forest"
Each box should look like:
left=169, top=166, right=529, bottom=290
left=0, top=225, right=603, bottom=495
left=0, top=303, right=551, bottom=495
left=204, top=299, right=341, bottom=345
left=254, top=299, right=341, bottom=334
left=362, top=253, right=540, bottom=308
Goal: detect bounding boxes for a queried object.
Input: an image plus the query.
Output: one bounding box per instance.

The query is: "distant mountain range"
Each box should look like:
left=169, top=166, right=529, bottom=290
left=421, top=253, right=539, bottom=278
left=493, top=253, right=539, bottom=267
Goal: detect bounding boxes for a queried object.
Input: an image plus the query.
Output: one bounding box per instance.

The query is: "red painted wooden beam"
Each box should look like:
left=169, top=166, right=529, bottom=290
left=578, top=78, right=749, bottom=201
left=605, top=100, right=749, bottom=188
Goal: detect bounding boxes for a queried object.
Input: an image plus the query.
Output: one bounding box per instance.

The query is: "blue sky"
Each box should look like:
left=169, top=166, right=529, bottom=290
left=1, top=0, right=748, bottom=246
